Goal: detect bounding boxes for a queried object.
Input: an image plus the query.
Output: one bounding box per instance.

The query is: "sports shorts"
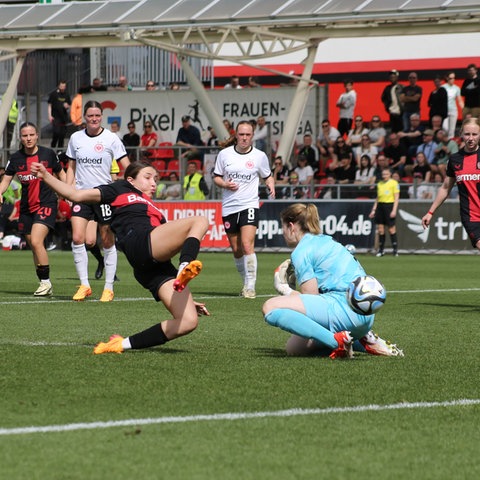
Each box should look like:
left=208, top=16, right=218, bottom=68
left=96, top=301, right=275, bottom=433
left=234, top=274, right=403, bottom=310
left=461, top=218, right=480, bottom=248
left=222, top=207, right=259, bottom=234
left=119, top=227, right=177, bottom=301
left=71, top=202, right=113, bottom=224
left=18, top=204, right=57, bottom=235
left=374, top=203, right=396, bottom=227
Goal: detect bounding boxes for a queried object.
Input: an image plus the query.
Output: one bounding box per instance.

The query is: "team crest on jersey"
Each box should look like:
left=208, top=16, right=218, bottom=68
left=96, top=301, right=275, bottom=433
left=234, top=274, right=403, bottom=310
left=94, top=143, right=104, bottom=153
left=245, top=160, right=254, bottom=169
left=73, top=204, right=82, bottom=213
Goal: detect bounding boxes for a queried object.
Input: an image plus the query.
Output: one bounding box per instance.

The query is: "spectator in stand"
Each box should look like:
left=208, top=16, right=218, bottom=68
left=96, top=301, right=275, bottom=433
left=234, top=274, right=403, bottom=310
left=402, top=72, right=422, bottom=131
left=223, top=119, right=235, bottom=137
left=331, top=136, right=353, bottom=164
left=461, top=64, right=480, bottom=119
left=253, top=115, right=268, bottom=153
left=164, top=172, right=182, bottom=200
left=431, top=115, right=444, bottom=138
left=354, top=134, right=377, bottom=168
left=433, top=128, right=459, bottom=179
left=206, top=126, right=219, bottom=151
left=416, top=129, right=439, bottom=174
left=169, top=82, right=180, bottom=91
left=367, top=116, right=387, bottom=149
left=294, top=155, right=314, bottom=189
left=411, top=151, right=432, bottom=183
left=70, top=87, right=84, bottom=131
left=145, top=80, right=156, bottom=91
left=354, top=154, right=376, bottom=196
left=317, top=119, right=340, bottom=171
left=398, top=113, right=424, bottom=161
left=48, top=80, right=71, bottom=149
left=272, top=156, right=289, bottom=184
left=373, top=154, right=391, bottom=182
left=442, top=72, right=464, bottom=140
left=110, top=120, right=121, bottom=139
left=286, top=172, right=307, bottom=199
left=110, top=75, right=132, bottom=92
left=140, top=121, right=158, bottom=160
left=335, top=80, right=356, bottom=137
left=247, top=76, right=262, bottom=88
left=297, top=133, right=319, bottom=171
left=381, top=69, right=404, bottom=133
left=224, top=75, right=242, bottom=89
left=315, top=174, right=338, bottom=199
left=383, top=132, right=408, bottom=177
left=90, top=77, right=108, bottom=92
left=346, top=116, right=369, bottom=149
left=428, top=75, right=448, bottom=127
left=122, top=122, right=140, bottom=161
left=328, top=154, right=356, bottom=187
left=176, top=115, right=204, bottom=161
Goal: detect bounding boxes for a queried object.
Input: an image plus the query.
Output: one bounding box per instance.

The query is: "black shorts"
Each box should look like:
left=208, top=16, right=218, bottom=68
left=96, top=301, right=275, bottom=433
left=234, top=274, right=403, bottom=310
left=374, top=203, right=396, bottom=227
left=71, top=202, right=112, bottom=225
left=120, top=228, right=178, bottom=301
left=461, top=219, right=480, bottom=248
left=223, top=208, right=259, bottom=234
left=18, top=204, right=57, bottom=235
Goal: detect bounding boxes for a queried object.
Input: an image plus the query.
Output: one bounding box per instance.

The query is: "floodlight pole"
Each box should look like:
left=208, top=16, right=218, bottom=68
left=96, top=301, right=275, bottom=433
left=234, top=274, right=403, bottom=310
left=275, top=44, right=319, bottom=168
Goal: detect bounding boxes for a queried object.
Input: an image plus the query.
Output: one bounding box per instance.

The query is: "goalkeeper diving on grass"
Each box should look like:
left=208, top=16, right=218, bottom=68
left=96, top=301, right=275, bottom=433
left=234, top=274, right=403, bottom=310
left=262, top=203, right=403, bottom=358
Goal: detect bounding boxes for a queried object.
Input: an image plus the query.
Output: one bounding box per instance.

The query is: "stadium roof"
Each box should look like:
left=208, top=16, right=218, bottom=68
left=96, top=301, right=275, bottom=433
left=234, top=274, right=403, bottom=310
left=0, top=0, right=479, bottom=61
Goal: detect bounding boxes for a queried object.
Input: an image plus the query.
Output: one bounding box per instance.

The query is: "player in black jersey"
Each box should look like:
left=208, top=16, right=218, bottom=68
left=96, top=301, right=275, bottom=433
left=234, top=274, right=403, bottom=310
left=423, top=118, right=480, bottom=249
left=31, top=160, right=210, bottom=354
left=0, top=122, right=66, bottom=296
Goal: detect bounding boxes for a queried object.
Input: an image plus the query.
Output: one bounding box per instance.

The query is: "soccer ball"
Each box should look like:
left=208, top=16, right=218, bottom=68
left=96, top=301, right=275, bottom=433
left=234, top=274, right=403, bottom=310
left=345, top=244, right=356, bottom=255
left=346, top=275, right=386, bottom=315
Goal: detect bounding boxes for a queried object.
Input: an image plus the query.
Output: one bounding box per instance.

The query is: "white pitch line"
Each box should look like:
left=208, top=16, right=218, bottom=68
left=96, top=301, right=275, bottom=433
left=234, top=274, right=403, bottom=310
left=0, top=398, right=478, bottom=437
left=1, top=287, right=480, bottom=305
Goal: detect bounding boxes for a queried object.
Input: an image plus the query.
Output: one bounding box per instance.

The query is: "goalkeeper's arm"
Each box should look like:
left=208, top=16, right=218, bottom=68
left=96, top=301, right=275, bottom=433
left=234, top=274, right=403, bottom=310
left=274, top=259, right=297, bottom=296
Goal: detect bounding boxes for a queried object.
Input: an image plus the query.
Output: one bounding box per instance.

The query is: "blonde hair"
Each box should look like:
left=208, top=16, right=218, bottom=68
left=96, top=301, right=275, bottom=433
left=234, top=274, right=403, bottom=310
left=461, top=117, right=480, bottom=131
left=280, top=203, right=321, bottom=235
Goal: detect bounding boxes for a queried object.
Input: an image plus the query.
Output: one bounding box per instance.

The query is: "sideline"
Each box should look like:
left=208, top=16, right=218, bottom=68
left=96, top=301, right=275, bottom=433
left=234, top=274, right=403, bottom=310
left=1, top=399, right=479, bottom=436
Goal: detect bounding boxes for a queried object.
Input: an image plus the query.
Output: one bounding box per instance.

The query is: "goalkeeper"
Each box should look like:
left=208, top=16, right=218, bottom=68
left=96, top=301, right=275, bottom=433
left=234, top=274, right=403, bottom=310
left=262, top=203, right=403, bottom=358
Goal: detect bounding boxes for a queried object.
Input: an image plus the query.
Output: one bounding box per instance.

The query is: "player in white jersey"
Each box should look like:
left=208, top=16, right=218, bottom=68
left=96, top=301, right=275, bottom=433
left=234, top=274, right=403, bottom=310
left=213, top=120, right=275, bottom=298
left=66, top=100, right=130, bottom=302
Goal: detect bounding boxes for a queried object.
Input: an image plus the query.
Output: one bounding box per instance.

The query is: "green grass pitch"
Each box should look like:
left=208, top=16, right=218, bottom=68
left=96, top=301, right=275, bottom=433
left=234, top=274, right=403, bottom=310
left=0, top=249, right=479, bottom=479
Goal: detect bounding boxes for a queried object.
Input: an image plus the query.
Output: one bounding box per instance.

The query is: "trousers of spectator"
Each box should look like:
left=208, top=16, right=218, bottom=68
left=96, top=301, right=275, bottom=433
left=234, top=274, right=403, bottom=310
left=51, top=121, right=67, bottom=149
left=337, top=117, right=352, bottom=138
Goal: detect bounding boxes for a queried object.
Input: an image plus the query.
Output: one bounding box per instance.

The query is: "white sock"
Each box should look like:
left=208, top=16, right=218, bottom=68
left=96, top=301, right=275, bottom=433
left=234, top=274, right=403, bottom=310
left=177, top=261, right=189, bottom=276
left=103, top=245, right=117, bottom=291
left=244, top=253, right=257, bottom=290
left=122, top=337, right=132, bottom=350
left=72, top=243, right=90, bottom=287
left=234, top=256, right=245, bottom=283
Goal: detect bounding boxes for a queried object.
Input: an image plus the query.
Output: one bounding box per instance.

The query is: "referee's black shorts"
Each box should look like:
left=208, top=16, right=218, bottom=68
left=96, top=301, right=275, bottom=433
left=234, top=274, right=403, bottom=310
left=374, top=203, right=396, bottom=227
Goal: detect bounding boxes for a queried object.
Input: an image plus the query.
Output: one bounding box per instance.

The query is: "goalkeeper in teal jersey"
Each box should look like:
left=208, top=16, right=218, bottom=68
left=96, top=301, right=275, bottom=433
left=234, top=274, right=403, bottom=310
left=262, top=203, right=403, bottom=358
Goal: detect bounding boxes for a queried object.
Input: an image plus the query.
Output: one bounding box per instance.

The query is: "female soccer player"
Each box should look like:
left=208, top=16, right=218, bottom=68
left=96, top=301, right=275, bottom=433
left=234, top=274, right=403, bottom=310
left=213, top=120, right=275, bottom=299
left=66, top=100, right=130, bottom=302
left=0, top=122, right=66, bottom=296
left=422, top=117, right=480, bottom=248
left=263, top=203, right=403, bottom=358
left=31, top=160, right=209, bottom=355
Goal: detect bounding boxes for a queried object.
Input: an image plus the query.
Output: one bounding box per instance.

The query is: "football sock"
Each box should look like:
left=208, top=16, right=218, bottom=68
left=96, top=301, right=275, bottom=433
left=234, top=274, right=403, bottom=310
left=72, top=243, right=90, bottom=286
left=88, top=244, right=103, bottom=263
left=36, top=264, right=50, bottom=282
left=379, top=234, right=386, bottom=251
left=179, top=237, right=200, bottom=264
left=244, top=253, right=257, bottom=290
left=265, top=309, right=337, bottom=350
left=103, top=245, right=117, bottom=290
left=129, top=323, right=169, bottom=349
left=234, top=256, right=246, bottom=283
left=391, top=233, right=398, bottom=251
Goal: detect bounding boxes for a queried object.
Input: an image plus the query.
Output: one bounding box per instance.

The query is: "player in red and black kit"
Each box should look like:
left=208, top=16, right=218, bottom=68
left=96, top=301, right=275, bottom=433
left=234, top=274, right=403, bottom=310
left=30, top=160, right=210, bottom=354
left=423, top=118, right=480, bottom=249
left=0, top=122, right=66, bottom=296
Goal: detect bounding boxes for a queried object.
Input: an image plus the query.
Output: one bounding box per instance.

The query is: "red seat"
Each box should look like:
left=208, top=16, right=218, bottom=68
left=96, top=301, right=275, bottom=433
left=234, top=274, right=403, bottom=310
left=153, top=142, right=175, bottom=159
left=151, top=160, right=167, bottom=176
left=167, top=159, right=180, bottom=175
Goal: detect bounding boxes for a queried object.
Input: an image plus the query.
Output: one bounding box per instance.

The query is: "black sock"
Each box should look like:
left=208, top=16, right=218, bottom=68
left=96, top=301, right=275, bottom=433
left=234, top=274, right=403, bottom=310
left=88, top=244, right=103, bottom=263
left=36, top=264, right=50, bottom=281
left=129, top=323, right=169, bottom=349
left=379, top=234, right=386, bottom=251
left=179, top=237, right=200, bottom=264
left=391, top=233, right=398, bottom=251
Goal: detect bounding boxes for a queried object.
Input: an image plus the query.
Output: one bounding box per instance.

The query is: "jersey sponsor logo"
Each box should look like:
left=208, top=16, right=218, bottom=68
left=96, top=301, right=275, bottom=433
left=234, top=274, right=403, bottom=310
left=94, top=143, right=104, bottom=153
left=77, top=157, right=103, bottom=165
left=17, top=173, right=36, bottom=181
left=456, top=173, right=480, bottom=182
left=229, top=171, right=252, bottom=181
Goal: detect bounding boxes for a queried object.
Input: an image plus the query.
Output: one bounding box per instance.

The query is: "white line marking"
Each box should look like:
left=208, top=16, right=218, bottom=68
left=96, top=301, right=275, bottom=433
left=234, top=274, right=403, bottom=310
left=1, top=287, right=480, bottom=305
left=0, top=399, right=478, bottom=436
